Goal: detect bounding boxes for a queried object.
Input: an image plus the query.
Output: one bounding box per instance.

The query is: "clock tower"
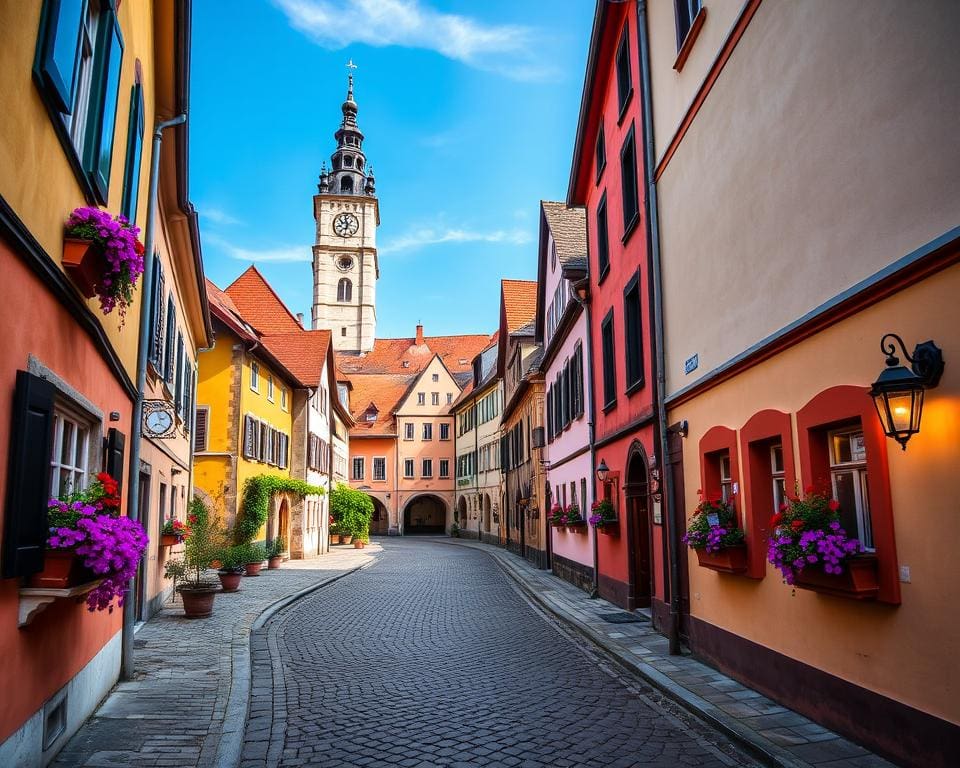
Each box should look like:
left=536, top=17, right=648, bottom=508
left=311, top=70, right=379, bottom=353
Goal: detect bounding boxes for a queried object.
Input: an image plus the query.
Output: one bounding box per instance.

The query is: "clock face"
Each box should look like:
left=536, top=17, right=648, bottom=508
left=145, top=409, right=174, bottom=436
left=333, top=212, right=359, bottom=237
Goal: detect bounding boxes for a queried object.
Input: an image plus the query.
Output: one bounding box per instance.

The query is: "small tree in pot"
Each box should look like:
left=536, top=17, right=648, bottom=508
left=267, top=536, right=285, bottom=569
left=216, top=544, right=247, bottom=592
left=163, top=498, right=220, bottom=618
left=241, top=542, right=268, bottom=576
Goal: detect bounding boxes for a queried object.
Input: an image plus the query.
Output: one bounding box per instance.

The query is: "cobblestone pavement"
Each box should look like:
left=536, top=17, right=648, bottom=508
left=241, top=538, right=760, bottom=768
left=53, top=545, right=379, bottom=768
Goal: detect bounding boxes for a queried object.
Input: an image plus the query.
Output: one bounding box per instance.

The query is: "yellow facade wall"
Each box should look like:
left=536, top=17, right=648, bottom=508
left=671, top=264, right=960, bottom=725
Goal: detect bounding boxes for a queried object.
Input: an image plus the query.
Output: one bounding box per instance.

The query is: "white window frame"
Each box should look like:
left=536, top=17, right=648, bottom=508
left=64, top=1, right=100, bottom=155
left=250, top=361, right=260, bottom=392
left=770, top=444, right=786, bottom=514
left=267, top=375, right=275, bottom=402
left=439, top=459, right=449, bottom=479
left=431, top=392, right=439, bottom=405
left=422, top=459, right=433, bottom=478
left=404, top=422, right=414, bottom=441
left=719, top=454, right=732, bottom=503
left=417, top=392, right=425, bottom=406
left=432, top=373, right=439, bottom=382
left=352, top=456, right=365, bottom=481
left=280, top=387, right=287, bottom=411
left=828, top=427, right=874, bottom=551
left=439, top=423, right=450, bottom=441
left=50, top=405, right=92, bottom=498
left=447, top=392, right=453, bottom=405
left=422, top=423, right=433, bottom=441
left=373, top=456, right=386, bottom=482
left=404, top=458, right=415, bottom=478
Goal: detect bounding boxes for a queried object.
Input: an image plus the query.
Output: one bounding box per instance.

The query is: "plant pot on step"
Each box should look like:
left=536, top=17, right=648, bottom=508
left=62, top=238, right=107, bottom=299
left=29, top=549, right=92, bottom=588
left=244, top=561, right=263, bottom=577
left=341, top=535, right=353, bottom=545
left=178, top=584, right=218, bottom=618
left=695, top=545, right=749, bottom=574
left=330, top=534, right=342, bottom=545
left=267, top=556, right=282, bottom=569
left=218, top=570, right=243, bottom=592
left=353, top=540, right=364, bottom=549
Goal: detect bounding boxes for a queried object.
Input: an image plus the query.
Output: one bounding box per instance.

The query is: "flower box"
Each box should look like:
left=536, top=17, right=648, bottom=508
left=597, top=519, right=620, bottom=536
left=160, top=534, right=182, bottom=547
left=29, top=549, right=92, bottom=589
left=695, top=545, right=748, bottom=574
left=62, top=238, right=106, bottom=299
left=566, top=520, right=588, bottom=533
left=792, top=554, right=879, bottom=600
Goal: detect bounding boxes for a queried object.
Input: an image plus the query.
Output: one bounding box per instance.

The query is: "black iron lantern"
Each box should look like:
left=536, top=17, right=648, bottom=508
left=869, top=334, right=943, bottom=450
left=596, top=459, right=609, bottom=482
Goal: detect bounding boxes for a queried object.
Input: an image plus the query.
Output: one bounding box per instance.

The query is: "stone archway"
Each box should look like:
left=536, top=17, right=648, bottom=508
left=370, top=496, right=389, bottom=536
left=404, top=494, right=446, bottom=534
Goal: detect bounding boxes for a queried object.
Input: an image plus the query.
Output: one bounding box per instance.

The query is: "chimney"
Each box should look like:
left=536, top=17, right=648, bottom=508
left=415, top=323, right=424, bottom=345
left=296, top=312, right=304, bottom=328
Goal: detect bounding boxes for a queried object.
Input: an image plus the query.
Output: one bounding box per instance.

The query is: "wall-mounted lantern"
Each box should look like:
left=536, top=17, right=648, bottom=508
left=870, top=333, right=944, bottom=450
left=596, top=459, right=609, bottom=483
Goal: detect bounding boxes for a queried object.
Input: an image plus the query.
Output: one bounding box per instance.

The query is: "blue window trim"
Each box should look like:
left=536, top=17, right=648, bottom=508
left=120, top=81, right=144, bottom=223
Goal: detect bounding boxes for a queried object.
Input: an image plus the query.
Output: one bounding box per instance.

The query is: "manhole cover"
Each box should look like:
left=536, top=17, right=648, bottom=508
left=598, top=612, right=648, bottom=624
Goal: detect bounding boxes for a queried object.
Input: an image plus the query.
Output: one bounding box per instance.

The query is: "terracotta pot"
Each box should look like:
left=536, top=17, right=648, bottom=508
left=267, top=556, right=282, bottom=570
left=29, top=549, right=91, bottom=588
left=330, top=534, right=342, bottom=544
left=597, top=520, right=620, bottom=536
left=62, top=238, right=106, bottom=299
left=566, top=521, right=587, bottom=533
left=695, top=545, right=749, bottom=574
left=341, top=535, right=353, bottom=544
left=178, top=585, right=217, bottom=618
left=353, top=540, right=364, bottom=549
left=218, top=570, right=243, bottom=593
left=793, top=555, right=879, bottom=600
left=160, top=534, right=181, bottom=547
left=244, top=561, right=263, bottom=577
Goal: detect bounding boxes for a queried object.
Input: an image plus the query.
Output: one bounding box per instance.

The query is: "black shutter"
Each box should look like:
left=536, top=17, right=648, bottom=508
left=164, top=298, right=176, bottom=383
left=105, top=428, right=125, bottom=496
left=2, top=371, right=55, bottom=578
left=151, top=261, right=165, bottom=368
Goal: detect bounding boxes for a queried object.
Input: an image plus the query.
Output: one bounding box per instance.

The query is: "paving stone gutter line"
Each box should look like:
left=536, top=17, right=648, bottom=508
left=436, top=538, right=866, bottom=768
left=214, top=558, right=376, bottom=768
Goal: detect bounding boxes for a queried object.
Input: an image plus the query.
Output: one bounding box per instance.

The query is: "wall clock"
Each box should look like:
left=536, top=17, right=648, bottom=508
left=143, top=400, right=176, bottom=438
left=333, top=212, right=359, bottom=237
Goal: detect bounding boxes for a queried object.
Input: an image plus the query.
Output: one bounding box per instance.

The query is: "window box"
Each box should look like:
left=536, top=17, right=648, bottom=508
left=566, top=520, right=588, bottom=533
left=694, top=545, right=748, bottom=574
left=28, top=549, right=92, bottom=589
left=160, top=534, right=182, bottom=547
left=597, top=519, right=620, bottom=536
left=19, top=579, right=104, bottom=627
left=62, top=237, right=106, bottom=299
left=792, top=554, right=879, bottom=600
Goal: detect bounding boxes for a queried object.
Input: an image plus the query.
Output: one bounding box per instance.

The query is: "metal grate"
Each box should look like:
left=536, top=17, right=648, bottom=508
left=597, top=611, right=648, bottom=624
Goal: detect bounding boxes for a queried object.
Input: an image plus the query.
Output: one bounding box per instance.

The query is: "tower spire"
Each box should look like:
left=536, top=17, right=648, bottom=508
left=323, top=61, right=371, bottom=197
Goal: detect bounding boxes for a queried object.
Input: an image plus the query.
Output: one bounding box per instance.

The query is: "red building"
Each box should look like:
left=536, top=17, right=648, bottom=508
left=567, top=0, right=662, bottom=613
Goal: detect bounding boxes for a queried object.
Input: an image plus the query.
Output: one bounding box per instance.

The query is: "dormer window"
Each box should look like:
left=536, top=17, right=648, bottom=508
left=340, top=177, right=354, bottom=193
left=364, top=407, right=377, bottom=423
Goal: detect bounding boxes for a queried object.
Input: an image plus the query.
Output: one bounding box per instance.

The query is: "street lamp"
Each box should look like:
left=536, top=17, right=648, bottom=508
left=596, top=459, right=609, bottom=483
left=870, top=333, right=943, bottom=450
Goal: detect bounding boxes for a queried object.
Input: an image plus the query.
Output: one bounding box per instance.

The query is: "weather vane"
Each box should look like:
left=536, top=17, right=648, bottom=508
left=346, top=59, right=357, bottom=72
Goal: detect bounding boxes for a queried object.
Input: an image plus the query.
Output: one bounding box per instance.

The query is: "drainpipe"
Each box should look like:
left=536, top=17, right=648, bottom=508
left=636, top=1, right=681, bottom=655
left=122, top=114, right=187, bottom=680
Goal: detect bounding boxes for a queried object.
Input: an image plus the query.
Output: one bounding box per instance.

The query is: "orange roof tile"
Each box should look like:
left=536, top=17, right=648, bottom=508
left=262, top=329, right=331, bottom=387
left=501, top=279, right=538, bottom=333
left=336, top=333, right=493, bottom=376
left=224, top=265, right=304, bottom=335
left=345, top=374, right=412, bottom=435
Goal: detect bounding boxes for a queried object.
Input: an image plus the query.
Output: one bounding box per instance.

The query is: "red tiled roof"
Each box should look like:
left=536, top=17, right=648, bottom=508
left=336, top=333, right=493, bottom=376
left=224, top=265, right=303, bottom=335
left=345, top=374, right=412, bottom=435
left=502, top=279, right=538, bottom=333
left=263, top=329, right=331, bottom=387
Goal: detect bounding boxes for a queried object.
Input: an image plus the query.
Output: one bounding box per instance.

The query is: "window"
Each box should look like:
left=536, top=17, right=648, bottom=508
left=440, top=423, right=450, bottom=441
left=432, top=373, right=439, bottom=382
left=404, top=458, right=414, bottom=478
left=373, top=457, right=386, bottom=482
left=174, top=333, right=185, bottom=417
left=623, top=272, right=644, bottom=390
left=341, top=327, right=347, bottom=337
left=616, top=25, right=632, bottom=117
left=595, top=120, right=606, bottom=181
left=120, top=82, right=144, bottom=222
left=33, top=0, right=125, bottom=202
left=596, top=195, right=610, bottom=277
left=601, top=310, right=616, bottom=409
left=266, top=375, right=275, bottom=402
left=431, top=392, right=439, bottom=406
left=675, top=0, right=702, bottom=49
left=50, top=408, right=91, bottom=498
left=164, top=295, right=175, bottom=383
left=352, top=456, right=365, bottom=481
left=337, top=278, right=352, bottom=302
left=250, top=362, right=260, bottom=392
left=158, top=482, right=167, bottom=531
left=194, top=407, right=209, bottom=452
left=719, top=453, right=733, bottom=503
left=149, top=260, right=165, bottom=370
left=829, top=427, right=874, bottom=551
left=620, top=125, right=639, bottom=233
left=404, top=422, right=414, bottom=440
left=422, top=423, right=433, bottom=441
left=280, top=388, right=287, bottom=411
left=422, top=459, right=433, bottom=478
left=771, top=444, right=786, bottom=513
left=417, top=392, right=426, bottom=405
left=439, top=459, right=449, bottom=479
left=340, top=176, right=353, bottom=194
left=447, top=392, right=453, bottom=404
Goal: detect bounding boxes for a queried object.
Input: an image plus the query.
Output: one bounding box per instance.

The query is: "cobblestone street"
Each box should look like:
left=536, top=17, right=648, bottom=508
left=241, top=538, right=758, bottom=768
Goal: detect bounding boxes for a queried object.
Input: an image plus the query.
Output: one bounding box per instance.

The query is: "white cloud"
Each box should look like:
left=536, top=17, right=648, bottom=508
left=199, top=206, right=242, bottom=226
left=272, top=0, right=554, bottom=81
left=380, top=226, right=531, bottom=255
left=206, top=234, right=310, bottom=263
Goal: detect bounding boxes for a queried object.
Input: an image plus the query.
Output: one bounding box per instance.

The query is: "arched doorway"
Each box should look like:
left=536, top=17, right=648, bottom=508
left=483, top=494, right=491, bottom=533
left=404, top=494, right=446, bottom=534
left=625, top=442, right=652, bottom=608
left=277, top=497, right=290, bottom=551
left=457, top=496, right=467, bottom=528
left=370, top=497, right=389, bottom=536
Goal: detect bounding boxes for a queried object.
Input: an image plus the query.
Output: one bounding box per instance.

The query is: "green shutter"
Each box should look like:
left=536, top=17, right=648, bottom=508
left=33, top=0, right=84, bottom=114
left=120, top=82, right=144, bottom=222
left=86, top=8, right=124, bottom=202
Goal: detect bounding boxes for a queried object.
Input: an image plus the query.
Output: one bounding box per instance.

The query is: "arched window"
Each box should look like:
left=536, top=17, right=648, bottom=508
left=337, top=278, right=352, bottom=302
left=340, top=176, right=353, bottom=193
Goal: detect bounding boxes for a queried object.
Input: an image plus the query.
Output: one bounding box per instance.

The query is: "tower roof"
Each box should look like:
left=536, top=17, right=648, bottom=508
left=319, top=68, right=375, bottom=197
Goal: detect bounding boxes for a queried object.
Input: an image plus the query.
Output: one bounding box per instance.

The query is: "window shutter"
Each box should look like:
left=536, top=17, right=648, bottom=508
left=243, top=415, right=254, bottom=459
left=2, top=371, right=56, bottom=578
left=150, top=260, right=164, bottom=367
left=175, top=334, right=185, bottom=417
left=164, top=298, right=176, bottom=383
left=120, top=82, right=144, bottom=222
left=33, top=0, right=85, bottom=114
left=194, top=409, right=208, bottom=452
left=104, top=428, right=125, bottom=495
left=86, top=8, right=123, bottom=202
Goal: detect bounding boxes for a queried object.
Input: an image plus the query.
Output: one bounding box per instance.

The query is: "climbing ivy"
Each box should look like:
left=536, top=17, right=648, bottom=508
left=234, top=475, right=324, bottom=544
left=330, top=483, right=373, bottom=541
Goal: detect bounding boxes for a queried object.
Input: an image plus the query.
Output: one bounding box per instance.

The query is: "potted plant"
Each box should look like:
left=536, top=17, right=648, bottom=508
left=41, top=473, right=148, bottom=612
left=767, top=489, right=877, bottom=599
left=682, top=495, right=747, bottom=573
left=589, top=499, right=618, bottom=535
left=160, top=518, right=187, bottom=547
left=163, top=498, right=220, bottom=618
left=267, top=537, right=284, bottom=569
left=216, top=544, right=246, bottom=592
left=242, top=542, right=268, bottom=576
left=564, top=503, right=586, bottom=530
left=329, top=516, right=341, bottom=545
left=549, top=503, right=565, bottom=530
left=63, top=207, right=145, bottom=324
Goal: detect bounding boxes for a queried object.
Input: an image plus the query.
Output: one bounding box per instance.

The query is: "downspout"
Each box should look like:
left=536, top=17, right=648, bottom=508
left=473, top=393, right=479, bottom=539
left=637, top=0, right=681, bottom=655
left=122, top=113, right=187, bottom=680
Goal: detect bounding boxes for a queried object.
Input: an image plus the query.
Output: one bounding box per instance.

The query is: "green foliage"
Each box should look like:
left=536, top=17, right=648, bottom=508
left=164, top=497, right=223, bottom=588
left=449, top=521, right=460, bottom=537
left=234, top=475, right=324, bottom=544
left=217, top=544, right=249, bottom=572
left=330, top=483, right=373, bottom=539
left=238, top=541, right=268, bottom=564
left=267, top=536, right=285, bottom=558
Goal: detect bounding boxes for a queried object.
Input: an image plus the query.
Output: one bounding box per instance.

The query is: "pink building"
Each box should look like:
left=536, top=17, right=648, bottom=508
left=536, top=203, right=594, bottom=592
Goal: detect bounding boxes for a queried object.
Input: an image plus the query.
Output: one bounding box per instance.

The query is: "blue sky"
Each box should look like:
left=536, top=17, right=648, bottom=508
left=191, top=0, right=594, bottom=339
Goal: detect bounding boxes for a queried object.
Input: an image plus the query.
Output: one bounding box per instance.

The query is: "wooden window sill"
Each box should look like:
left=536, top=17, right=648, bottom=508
left=674, top=7, right=707, bottom=73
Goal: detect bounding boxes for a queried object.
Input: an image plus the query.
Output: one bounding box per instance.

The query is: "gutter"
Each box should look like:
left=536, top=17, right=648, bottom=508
left=637, top=0, right=682, bottom=655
